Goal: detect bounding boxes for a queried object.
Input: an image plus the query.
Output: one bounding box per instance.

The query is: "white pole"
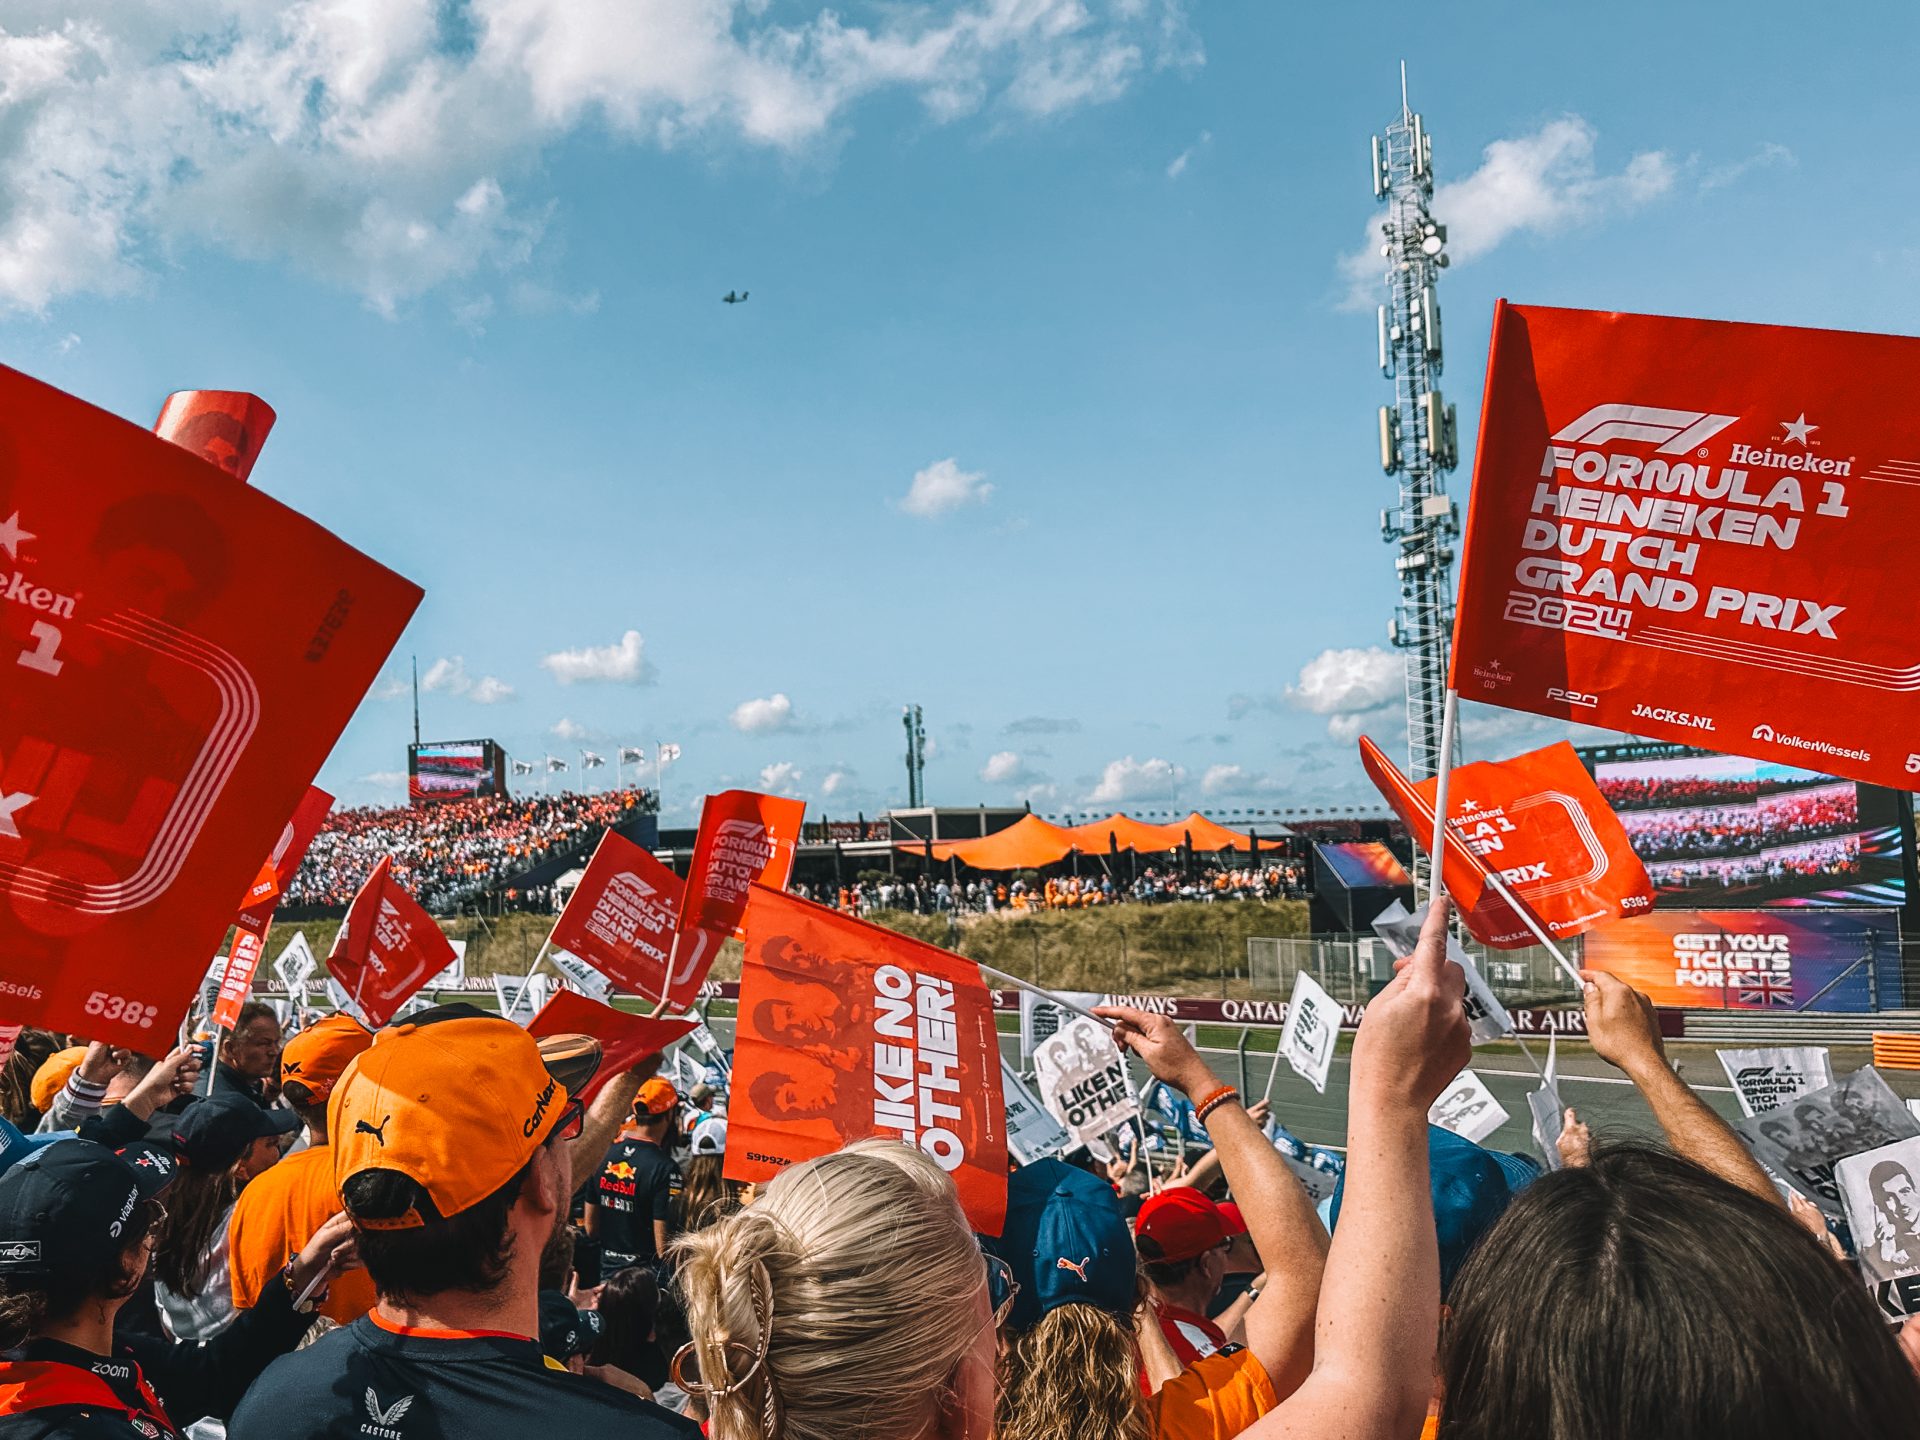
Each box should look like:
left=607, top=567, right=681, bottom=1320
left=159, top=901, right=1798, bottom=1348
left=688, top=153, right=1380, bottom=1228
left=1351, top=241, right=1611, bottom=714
left=973, top=959, right=1114, bottom=1028
left=1425, top=688, right=1459, bottom=904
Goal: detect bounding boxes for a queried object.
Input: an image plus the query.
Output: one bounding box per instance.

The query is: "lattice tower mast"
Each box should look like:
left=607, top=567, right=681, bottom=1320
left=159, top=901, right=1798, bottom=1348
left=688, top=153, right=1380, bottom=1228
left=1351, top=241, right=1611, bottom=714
left=1371, top=68, right=1461, bottom=859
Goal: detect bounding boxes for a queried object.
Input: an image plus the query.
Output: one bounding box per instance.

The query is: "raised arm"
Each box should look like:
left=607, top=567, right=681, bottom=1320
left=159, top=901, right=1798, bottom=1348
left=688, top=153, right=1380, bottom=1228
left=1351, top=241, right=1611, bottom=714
left=1097, top=1005, right=1329, bottom=1401
left=1248, top=895, right=1470, bottom=1440
left=1582, top=970, right=1779, bottom=1207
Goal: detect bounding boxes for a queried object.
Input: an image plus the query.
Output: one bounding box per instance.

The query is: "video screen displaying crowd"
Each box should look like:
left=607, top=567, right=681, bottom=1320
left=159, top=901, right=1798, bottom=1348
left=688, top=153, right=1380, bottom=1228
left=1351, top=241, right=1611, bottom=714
left=1, top=897, right=1915, bottom=1440
left=285, top=789, right=654, bottom=911
left=794, top=864, right=1306, bottom=920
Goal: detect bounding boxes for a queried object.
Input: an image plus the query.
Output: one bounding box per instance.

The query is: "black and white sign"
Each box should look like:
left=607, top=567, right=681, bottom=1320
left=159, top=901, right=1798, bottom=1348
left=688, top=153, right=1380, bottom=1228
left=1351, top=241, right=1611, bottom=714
left=1035, top=1016, right=1139, bottom=1147
left=1717, top=1046, right=1833, bottom=1118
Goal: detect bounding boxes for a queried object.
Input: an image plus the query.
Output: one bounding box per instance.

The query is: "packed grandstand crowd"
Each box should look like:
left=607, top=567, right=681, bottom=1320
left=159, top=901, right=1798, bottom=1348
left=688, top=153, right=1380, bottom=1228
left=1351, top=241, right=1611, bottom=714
left=1617, top=784, right=1858, bottom=863
left=285, top=789, right=654, bottom=910
left=1, top=901, right=1914, bottom=1440
left=795, top=864, right=1307, bottom=918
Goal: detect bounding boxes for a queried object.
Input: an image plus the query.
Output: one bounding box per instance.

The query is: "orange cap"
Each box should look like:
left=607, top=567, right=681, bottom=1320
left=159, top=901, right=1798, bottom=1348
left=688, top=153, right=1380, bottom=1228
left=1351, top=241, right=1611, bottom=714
left=330, top=1016, right=568, bottom=1228
left=280, top=1014, right=372, bottom=1102
left=633, top=1077, right=678, bottom=1117
left=30, top=1047, right=87, bottom=1114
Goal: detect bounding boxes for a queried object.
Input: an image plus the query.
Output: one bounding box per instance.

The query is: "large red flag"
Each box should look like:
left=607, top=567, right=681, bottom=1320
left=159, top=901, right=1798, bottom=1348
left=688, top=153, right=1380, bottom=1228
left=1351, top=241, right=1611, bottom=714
left=665, top=791, right=805, bottom=1009
left=0, top=367, right=419, bottom=1048
left=1451, top=301, right=1920, bottom=792
left=547, top=829, right=684, bottom=998
left=725, top=885, right=1008, bottom=1235
left=1359, top=736, right=1653, bottom=949
left=526, top=989, right=698, bottom=1104
left=152, top=391, right=277, bottom=483
left=326, top=858, right=455, bottom=1027
left=214, top=785, right=333, bottom=1030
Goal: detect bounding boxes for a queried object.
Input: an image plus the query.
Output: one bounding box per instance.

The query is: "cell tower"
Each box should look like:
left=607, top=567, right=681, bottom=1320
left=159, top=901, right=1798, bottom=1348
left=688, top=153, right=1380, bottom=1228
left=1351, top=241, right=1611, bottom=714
left=902, top=704, right=927, bottom=807
left=1371, top=65, right=1460, bottom=817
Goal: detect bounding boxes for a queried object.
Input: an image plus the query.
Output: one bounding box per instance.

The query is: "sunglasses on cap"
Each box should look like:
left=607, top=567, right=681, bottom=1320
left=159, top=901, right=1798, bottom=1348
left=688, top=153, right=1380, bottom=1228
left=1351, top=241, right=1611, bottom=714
left=552, top=1098, right=585, bottom=1145
left=984, top=1251, right=1020, bottom=1329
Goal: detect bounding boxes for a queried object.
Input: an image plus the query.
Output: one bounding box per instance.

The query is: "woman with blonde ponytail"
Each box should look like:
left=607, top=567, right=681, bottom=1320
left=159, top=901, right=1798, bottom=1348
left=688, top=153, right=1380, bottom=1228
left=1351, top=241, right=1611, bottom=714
left=672, top=1139, right=998, bottom=1440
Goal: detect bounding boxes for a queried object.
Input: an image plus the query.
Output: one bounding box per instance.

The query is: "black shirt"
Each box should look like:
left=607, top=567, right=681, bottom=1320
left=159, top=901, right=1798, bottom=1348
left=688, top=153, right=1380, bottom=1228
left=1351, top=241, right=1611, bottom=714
left=0, top=1270, right=311, bottom=1438
left=211, top=1063, right=269, bottom=1109
left=589, top=1138, right=679, bottom=1265
left=228, top=1315, right=699, bottom=1440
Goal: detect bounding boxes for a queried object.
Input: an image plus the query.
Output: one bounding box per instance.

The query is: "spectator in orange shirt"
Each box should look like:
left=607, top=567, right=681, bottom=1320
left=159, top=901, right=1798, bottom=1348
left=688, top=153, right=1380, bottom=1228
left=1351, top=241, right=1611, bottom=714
left=226, top=1015, right=377, bottom=1325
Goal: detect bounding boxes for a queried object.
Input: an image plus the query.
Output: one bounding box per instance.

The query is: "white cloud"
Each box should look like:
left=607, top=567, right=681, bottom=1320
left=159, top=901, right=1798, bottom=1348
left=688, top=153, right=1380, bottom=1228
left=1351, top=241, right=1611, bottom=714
left=1287, top=646, right=1404, bottom=715
left=1701, top=141, right=1795, bottom=191
left=1088, top=755, right=1184, bottom=804
left=468, top=675, right=516, bottom=703
left=981, top=750, right=1027, bottom=784
left=1200, top=762, right=1288, bottom=798
left=0, top=3, right=1198, bottom=314
left=821, top=768, right=855, bottom=796
left=551, top=717, right=588, bottom=741
left=359, top=770, right=408, bottom=789
left=540, top=629, right=650, bottom=684
left=901, top=457, right=992, bottom=518
left=732, top=692, right=796, bottom=733
left=418, top=654, right=514, bottom=702
left=55, top=332, right=80, bottom=354
left=1166, top=129, right=1210, bottom=179
left=1338, top=116, right=1675, bottom=308
left=760, top=760, right=803, bottom=795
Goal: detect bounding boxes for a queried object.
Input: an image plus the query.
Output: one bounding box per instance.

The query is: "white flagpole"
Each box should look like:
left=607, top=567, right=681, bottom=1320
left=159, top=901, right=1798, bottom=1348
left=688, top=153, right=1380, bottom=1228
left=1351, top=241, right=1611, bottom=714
left=1425, top=688, right=1459, bottom=904
left=973, top=959, right=1113, bottom=1028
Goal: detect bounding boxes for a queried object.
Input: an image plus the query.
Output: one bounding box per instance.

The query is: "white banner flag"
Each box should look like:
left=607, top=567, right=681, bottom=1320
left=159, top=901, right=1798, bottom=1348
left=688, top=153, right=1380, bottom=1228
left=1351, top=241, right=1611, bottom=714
left=1279, top=970, right=1339, bottom=1095
left=273, top=932, right=317, bottom=999
left=1019, top=989, right=1105, bottom=1067
left=493, top=972, right=551, bottom=1026
left=1717, top=1047, right=1834, bottom=1118
left=1429, top=1069, right=1511, bottom=1146
left=549, top=949, right=612, bottom=1003
left=1035, top=1015, right=1140, bottom=1148
left=1002, top=1060, right=1073, bottom=1165
left=1528, top=1033, right=1564, bottom=1170
left=1371, top=900, right=1512, bottom=1044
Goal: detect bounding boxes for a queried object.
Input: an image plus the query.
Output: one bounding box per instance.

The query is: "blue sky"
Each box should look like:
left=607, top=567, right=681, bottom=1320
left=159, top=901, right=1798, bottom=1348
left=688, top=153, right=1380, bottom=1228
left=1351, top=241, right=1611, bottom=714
left=5, top=1, right=1913, bottom=824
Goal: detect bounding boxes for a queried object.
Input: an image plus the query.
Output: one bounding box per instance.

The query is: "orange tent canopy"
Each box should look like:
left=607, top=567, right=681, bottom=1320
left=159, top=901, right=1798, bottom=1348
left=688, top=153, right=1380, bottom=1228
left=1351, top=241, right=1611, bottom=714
left=1171, top=812, right=1281, bottom=853
left=1066, top=814, right=1177, bottom=855
left=922, top=813, right=1077, bottom=870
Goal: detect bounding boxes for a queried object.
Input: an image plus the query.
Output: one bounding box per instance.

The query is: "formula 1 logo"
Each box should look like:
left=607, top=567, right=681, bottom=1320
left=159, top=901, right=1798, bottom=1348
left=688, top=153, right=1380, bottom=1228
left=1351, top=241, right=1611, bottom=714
left=1550, top=404, right=1740, bottom=455
left=715, top=819, right=769, bottom=844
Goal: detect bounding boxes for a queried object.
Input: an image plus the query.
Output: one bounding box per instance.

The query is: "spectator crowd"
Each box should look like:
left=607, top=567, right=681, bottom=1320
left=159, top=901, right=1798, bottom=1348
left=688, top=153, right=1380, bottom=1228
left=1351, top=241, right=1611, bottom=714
left=791, top=863, right=1305, bottom=920
left=285, top=789, right=654, bottom=911
left=1, top=898, right=1916, bottom=1440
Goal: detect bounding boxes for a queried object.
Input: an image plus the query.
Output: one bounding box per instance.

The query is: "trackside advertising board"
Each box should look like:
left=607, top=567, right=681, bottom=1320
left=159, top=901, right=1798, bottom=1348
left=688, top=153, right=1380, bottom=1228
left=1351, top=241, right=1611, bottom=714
left=1582, top=909, right=1899, bottom=1011
left=1451, top=302, right=1920, bottom=793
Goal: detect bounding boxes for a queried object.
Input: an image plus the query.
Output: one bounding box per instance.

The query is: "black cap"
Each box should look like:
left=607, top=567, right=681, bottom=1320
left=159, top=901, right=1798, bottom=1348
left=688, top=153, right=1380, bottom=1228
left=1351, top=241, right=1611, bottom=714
left=538, top=1290, right=601, bottom=1362
left=170, top=1095, right=299, bottom=1172
left=0, top=1140, right=175, bottom=1278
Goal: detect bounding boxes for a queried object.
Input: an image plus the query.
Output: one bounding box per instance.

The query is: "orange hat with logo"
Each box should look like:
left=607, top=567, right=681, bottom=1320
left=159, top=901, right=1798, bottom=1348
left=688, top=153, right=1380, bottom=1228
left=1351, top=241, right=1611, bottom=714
left=633, top=1077, right=677, bottom=1118
left=279, top=1015, right=373, bottom=1103
left=30, top=1048, right=87, bottom=1115
left=330, top=1015, right=583, bottom=1229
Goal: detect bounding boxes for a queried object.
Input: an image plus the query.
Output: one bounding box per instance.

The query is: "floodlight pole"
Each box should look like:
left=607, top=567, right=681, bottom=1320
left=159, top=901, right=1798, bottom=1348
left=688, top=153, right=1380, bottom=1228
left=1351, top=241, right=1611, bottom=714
left=1370, top=67, right=1461, bottom=887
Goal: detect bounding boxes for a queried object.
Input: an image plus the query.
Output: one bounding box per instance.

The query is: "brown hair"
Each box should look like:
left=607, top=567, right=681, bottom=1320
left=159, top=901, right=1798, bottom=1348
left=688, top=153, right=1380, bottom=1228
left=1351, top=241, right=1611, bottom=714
left=997, top=1281, right=1150, bottom=1440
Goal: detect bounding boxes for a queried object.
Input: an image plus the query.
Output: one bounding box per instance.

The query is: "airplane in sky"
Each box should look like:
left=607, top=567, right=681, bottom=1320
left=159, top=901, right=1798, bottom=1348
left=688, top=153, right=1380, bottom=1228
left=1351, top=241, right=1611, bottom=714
left=722, top=290, right=749, bottom=304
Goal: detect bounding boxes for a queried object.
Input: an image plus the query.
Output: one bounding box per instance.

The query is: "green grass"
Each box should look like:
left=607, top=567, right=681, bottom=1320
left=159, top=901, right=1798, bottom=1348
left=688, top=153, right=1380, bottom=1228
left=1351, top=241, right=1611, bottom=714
left=262, top=898, right=1309, bottom=995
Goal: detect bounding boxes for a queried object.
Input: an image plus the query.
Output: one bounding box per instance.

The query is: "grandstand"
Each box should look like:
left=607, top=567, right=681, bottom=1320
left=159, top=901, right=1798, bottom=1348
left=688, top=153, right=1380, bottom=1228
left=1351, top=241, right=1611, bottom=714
left=284, top=787, right=658, bottom=916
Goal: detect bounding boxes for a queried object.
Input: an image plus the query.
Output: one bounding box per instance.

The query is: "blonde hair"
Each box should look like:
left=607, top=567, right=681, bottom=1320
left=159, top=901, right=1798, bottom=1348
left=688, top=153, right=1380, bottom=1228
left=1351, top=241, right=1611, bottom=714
left=672, top=1140, right=983, bottom=1440
left=996, top=1286, right=1150, bottom=1440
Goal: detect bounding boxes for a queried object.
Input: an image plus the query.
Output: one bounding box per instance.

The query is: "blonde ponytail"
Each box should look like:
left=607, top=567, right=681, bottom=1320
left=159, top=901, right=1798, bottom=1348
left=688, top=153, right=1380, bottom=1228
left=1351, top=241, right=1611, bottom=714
left=672, top=1140, right=983, bottom=1440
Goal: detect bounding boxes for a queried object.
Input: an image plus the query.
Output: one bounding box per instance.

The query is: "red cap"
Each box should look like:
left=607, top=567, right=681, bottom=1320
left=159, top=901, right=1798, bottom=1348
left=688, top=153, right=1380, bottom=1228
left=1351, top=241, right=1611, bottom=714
left=1216, top=1201, right=1248, bottom=1237
left=1134, top=1188, right=1228, bottom=1263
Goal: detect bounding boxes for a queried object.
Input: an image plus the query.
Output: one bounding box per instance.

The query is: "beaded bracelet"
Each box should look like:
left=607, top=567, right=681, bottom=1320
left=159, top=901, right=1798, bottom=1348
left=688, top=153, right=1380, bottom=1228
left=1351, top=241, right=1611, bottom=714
left=1193, top=1085, right=1240, bottom=1123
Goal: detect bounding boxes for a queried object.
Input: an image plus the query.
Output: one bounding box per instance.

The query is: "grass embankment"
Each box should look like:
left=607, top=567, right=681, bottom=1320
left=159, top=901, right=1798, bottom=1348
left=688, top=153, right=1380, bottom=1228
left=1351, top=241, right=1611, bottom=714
left=262, top=899, right=1309, bottom=997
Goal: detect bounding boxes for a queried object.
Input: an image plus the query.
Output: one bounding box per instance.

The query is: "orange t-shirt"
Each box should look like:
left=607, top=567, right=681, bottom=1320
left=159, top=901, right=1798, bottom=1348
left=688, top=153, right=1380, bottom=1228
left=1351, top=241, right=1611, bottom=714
left=226, top=1143, right=376, bottom=1325
left=1146, top=1349, right=1277, bottom=1440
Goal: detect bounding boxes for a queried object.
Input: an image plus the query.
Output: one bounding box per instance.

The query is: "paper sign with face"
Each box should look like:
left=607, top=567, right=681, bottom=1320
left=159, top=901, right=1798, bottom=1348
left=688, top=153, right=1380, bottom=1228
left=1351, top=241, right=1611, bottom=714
left=1280, top=970, right=1339, bottom=1095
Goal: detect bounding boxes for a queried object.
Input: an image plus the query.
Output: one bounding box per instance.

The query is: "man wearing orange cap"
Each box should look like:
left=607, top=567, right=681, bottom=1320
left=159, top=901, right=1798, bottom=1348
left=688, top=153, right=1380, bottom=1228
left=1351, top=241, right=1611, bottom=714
left=229, top=1011, right=697, bottom=1439
left=584, top=1078, right=680, bottom=1277
left=226, top=1014, right=378, bottom=1325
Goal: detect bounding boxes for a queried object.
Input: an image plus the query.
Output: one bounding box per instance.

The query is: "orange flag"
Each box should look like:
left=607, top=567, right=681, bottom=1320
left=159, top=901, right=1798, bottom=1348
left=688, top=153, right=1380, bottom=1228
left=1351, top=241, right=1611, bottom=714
left=526, top=989, right=698, bottom=1104
left=726, top=885, right=1008, bottom=1235
left=665, top=791, right=805, bottom=1009
left=326, top=857, right=455, bottom=1027
left=1450, top=301, right=1920, bottom=793
left=1358, top=737, right=1653, bottom=949
left=547, top=830, right=684, bottom=998
left=214, top=786, right=333, bottom=1029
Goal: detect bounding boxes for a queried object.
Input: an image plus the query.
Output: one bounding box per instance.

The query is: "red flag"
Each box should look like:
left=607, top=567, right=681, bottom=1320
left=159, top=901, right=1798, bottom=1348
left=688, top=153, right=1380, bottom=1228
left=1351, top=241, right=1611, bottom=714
left=326, top=858, right=455, bottom=1027
left=547, top=830, right=684, bottom=998
left=1358, top=736, right=1653, bottom=949
left=152, top=391, right=277, bottom=483
left=725, top=885, right=1008, bottom=1235
left=0, top=367, right=419, bottom=1048
left=214, top=788, right=332, bottom=1030
left=666, top=791, right=805, bottom=1009
left=526, top=989, right=697, bottom=1104
left=1451, top=301, right=1920, bottom=792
